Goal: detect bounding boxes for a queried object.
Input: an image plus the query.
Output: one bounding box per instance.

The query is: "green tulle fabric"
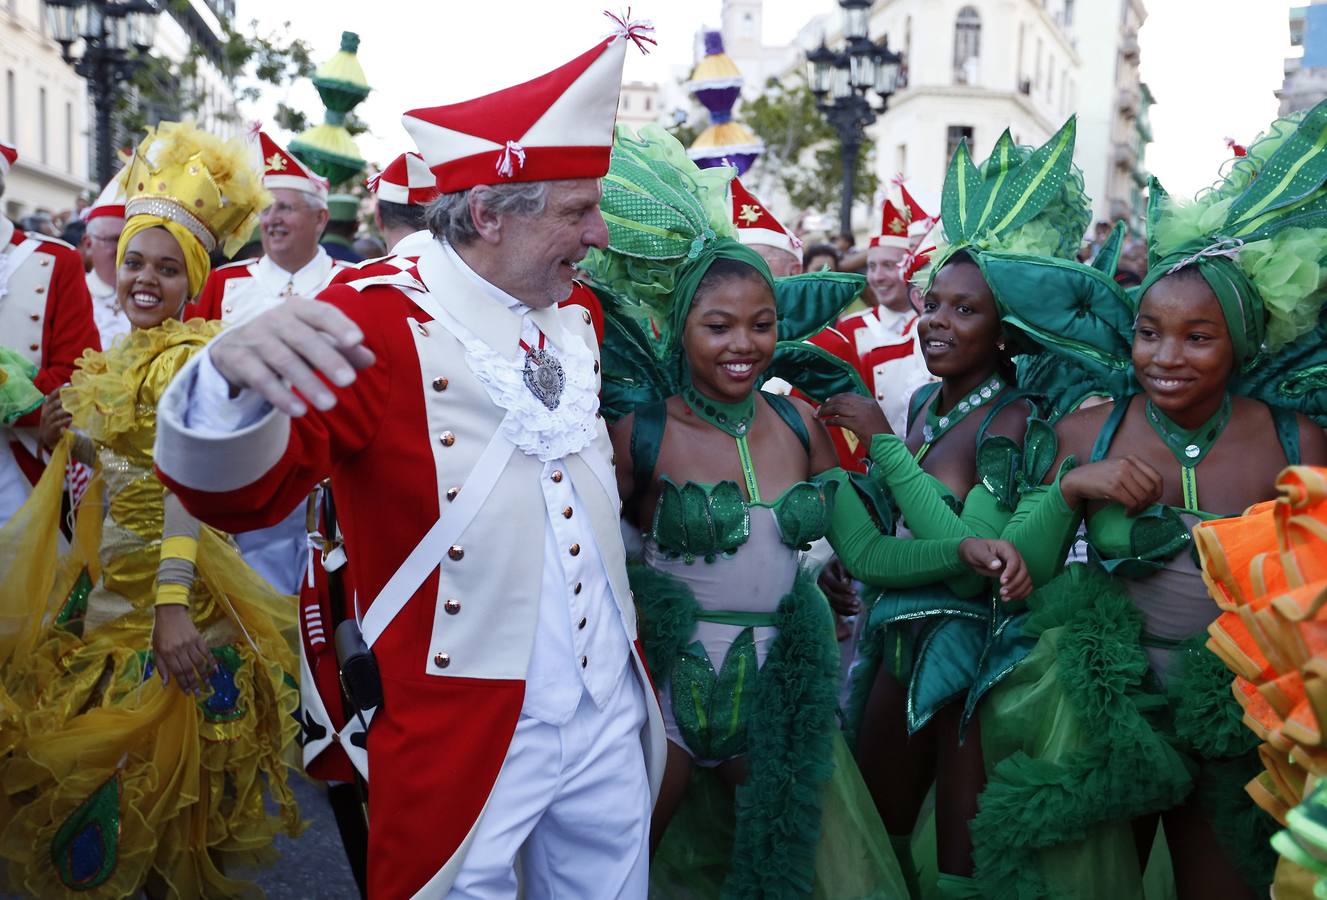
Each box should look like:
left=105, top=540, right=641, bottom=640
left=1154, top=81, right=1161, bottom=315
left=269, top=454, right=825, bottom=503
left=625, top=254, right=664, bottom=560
left=0, top=348, right=43, bottom=424
left=633, top=563, right=907, bottom=898
left=1167, top=635, right=1277, bottom=891
left=920, top=116, right=1090, bottom=289
left=971, top=564, right=1194, bottom=900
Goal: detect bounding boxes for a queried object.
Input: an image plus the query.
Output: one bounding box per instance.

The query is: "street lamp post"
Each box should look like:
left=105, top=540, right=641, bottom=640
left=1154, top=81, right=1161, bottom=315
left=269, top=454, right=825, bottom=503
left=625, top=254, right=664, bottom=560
left=43, top=0, right=161, bottom=187
left=806, top=0, right=903, bottom=237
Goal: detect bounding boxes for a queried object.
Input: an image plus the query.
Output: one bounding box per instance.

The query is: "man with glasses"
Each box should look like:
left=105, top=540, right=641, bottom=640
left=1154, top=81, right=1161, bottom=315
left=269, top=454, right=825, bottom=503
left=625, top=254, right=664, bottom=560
left=186, top=133, right=347, bottom=598
left=81, top=173, right=129, bottom=347
left=189, top=132, right=347, bottom=326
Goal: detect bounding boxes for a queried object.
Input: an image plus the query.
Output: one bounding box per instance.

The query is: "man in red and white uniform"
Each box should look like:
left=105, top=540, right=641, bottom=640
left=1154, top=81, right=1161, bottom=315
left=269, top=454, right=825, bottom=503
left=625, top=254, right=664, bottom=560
left=82, top=171, right=130, bottom=347
left=825, top=181, right=938, bottom=438
left=187, top=133, right=348, bottom=597
left=155, top=17, right=663, bottom=899
left=0, top=141, right=100, bottom=527
left=188, top=132, right=347, bottom=326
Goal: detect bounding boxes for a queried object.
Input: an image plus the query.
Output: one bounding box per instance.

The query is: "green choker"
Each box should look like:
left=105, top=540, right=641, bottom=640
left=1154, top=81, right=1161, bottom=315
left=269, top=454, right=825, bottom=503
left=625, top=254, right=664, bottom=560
left=1144, top=394, right=1232, bottom=510
left=684, top=384, right=762, bottom=501
left=683, top=385, right=755, bottom=438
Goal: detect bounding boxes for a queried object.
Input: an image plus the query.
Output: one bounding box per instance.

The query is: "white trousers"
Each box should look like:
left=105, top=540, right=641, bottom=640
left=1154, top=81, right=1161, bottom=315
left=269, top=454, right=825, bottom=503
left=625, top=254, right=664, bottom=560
left=448, top=664, right=651, bottom=900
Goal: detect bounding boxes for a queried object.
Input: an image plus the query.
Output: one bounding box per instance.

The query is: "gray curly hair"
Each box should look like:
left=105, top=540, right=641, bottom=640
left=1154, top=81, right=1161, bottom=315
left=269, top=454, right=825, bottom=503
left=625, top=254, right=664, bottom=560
left=424, top=181, right=551, bottom=246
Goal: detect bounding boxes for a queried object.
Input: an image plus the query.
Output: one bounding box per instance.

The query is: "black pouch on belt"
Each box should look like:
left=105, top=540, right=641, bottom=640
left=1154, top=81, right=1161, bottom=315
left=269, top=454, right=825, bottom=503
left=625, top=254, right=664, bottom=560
left=335, top=619, right=383, bottom=714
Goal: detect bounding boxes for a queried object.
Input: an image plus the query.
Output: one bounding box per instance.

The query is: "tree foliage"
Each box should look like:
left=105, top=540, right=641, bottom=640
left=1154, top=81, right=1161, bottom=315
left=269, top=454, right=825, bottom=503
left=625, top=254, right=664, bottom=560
left=742, top=75, right=878, bottom=219
left=122, top=5, right=314, bottom=138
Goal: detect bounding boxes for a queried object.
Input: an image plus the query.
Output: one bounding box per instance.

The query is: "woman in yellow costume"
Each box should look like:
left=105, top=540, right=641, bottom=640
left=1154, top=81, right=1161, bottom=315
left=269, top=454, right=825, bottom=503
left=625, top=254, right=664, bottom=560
left=0, top=122, right=302, bottom=898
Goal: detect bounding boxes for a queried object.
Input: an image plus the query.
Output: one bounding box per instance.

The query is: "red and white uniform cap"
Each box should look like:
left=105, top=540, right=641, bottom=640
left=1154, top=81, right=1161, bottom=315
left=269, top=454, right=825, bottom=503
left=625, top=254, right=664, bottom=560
left=258, top=130, right=329, bottom=201
left=367, top=151, right=441, bottom=206
left=401, top=11, right=655, bottom=194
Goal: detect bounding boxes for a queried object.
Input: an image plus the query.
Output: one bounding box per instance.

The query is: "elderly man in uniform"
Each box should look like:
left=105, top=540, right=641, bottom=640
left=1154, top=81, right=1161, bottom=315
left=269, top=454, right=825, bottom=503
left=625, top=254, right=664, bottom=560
left=0, top=141, right=100, bottom=528
left=185, top=132, right=348, bottom=596
left=832, top=182, right=938, bottom=437
left=155, top=17, right=663, bottom=899
left=189, top=131, right=346, bottom=325
left=81, top=174, right=130, bottom=347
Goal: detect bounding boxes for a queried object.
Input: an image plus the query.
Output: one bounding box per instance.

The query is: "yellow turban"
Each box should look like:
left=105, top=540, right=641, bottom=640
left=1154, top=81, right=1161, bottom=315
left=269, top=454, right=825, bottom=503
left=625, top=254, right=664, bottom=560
left=115, top=215, right=212, bottom=302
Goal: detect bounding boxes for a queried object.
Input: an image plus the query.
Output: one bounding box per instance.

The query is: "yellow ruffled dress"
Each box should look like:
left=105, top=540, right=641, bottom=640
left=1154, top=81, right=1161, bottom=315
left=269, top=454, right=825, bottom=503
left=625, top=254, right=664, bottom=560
left=0, top=318, right=303, bottom=899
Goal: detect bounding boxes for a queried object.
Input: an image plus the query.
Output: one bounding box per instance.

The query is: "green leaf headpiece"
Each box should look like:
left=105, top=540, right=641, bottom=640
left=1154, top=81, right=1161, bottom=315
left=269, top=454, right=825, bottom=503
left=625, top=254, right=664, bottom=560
left=1139, top=98, right=1327, bottom=367
left=923, top=115, right=1089, bottom=289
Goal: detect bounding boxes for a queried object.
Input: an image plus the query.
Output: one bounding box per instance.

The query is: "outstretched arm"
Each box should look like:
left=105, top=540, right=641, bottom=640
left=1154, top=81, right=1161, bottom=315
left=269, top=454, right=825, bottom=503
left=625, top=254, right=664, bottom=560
left=155, top=292, right=390, bottom=535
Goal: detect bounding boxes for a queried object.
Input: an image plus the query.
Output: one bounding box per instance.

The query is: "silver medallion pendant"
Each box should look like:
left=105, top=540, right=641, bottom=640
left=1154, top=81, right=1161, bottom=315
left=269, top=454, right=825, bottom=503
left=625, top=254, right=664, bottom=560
left=523, top=346, right=565, bottom=410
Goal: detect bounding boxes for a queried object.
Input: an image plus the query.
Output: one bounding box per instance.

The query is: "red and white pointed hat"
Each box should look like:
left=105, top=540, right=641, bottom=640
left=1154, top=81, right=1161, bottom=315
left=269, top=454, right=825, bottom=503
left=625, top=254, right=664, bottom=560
left=85, top=165, right=128, bottom=222
left=402, top=11, right=655, bottom=194
left=367, top=152, right=440, bottom=206
left=730, top=177, right=801, bottom=257
left=0, top=141, right=16, bottom=177
left=871, top=174, right=937, bottom=247
left=869, top=201, right=911, bottom=249
left=258, top=130, right=329, bottom=201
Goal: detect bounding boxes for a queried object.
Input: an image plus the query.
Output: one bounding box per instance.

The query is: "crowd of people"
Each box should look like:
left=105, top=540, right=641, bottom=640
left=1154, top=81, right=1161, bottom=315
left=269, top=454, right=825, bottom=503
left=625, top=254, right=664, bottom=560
left=2, top=12, right=1327, bottom=900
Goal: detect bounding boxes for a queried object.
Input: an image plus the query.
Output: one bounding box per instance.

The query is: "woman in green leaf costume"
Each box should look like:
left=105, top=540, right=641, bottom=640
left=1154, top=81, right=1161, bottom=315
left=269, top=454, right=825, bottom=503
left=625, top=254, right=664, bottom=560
left=585, top=124, right=1019, bottom=898
left=968, top=99, right=1327, bottom=899
left=812, top=116, right=1127, bottom=899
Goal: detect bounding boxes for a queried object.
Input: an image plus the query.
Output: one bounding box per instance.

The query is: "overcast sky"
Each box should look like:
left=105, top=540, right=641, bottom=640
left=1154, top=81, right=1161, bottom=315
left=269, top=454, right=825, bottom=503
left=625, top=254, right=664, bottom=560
left=241, top=0, right=1296, bottom=201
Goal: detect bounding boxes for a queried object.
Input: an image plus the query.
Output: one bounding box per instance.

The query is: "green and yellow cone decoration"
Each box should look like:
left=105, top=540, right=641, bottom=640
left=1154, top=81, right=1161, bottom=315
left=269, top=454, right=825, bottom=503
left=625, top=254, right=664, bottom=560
left=289, top=31, right=371, bottom=189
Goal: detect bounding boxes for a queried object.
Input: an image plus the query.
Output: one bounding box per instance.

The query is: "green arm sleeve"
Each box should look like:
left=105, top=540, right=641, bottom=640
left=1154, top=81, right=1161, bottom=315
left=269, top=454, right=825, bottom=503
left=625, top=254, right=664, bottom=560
left=824, top=470, right=971, bottom=588
left=1002, top=466, right=1084, bottom=588
left=869, top=433, right=1014, bottom=597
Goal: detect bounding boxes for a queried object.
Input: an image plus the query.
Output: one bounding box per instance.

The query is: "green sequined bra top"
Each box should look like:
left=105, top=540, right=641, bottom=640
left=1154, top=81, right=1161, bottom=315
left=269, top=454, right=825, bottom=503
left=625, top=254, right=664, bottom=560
left=649, top=476, right=838, bottom=564
left=632, top=392, right=838, bottom=564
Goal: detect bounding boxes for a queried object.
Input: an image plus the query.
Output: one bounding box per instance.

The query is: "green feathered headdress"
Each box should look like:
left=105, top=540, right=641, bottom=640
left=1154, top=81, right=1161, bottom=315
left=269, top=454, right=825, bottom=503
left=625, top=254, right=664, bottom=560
left=1140, top=98, right=1327, bottom=366
left=911, top=116, right=1130, bottom=412
left=920, top=116, right=1090, bottom=289
left=966, top=99, right=1327, bottom=424
left=581, top=125, right=868, bottom=421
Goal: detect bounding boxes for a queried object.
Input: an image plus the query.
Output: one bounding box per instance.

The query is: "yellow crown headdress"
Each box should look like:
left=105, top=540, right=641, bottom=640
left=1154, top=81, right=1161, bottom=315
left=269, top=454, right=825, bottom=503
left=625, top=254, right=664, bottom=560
left=120, top=121, right=268, bottom=258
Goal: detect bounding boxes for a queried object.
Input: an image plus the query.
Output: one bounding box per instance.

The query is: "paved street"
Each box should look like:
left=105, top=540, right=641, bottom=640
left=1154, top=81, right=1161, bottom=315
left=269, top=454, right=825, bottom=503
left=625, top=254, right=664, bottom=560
left=245, top=776, right=361, bottom=899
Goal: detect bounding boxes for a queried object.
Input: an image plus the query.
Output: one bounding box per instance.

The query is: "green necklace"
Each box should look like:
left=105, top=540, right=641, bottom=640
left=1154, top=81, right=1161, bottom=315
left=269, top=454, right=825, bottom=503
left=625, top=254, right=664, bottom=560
left=1144, top=394, right=1232, bottom=511
left=683, top=384, right=761, bottom=501
left=915, top=374, right=1006, bottom=464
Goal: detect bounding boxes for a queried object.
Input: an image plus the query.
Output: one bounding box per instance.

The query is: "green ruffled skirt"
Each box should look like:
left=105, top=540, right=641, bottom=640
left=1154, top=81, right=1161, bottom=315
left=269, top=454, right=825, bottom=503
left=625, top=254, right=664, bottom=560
left=971, top=564, right=1276, bottom=899
left=633, top=563, right=908, bottom=899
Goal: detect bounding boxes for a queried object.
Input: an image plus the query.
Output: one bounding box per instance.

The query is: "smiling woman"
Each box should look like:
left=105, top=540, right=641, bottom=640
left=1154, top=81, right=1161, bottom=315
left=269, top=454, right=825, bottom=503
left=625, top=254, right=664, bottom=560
left=0, top=122, right=304, bottom=899
left=969, top=99, right=1327, bottom=900
left=116, top=227, right=194, bottom=331
left=582, top=123, right=924, bottom=897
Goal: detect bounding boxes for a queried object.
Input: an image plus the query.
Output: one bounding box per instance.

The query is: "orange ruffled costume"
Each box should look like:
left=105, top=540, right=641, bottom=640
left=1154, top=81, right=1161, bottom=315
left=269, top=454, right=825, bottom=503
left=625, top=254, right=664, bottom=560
left=0, top=319, right=303, bottom=899
left=1196, top=465, right=1327, bottom=898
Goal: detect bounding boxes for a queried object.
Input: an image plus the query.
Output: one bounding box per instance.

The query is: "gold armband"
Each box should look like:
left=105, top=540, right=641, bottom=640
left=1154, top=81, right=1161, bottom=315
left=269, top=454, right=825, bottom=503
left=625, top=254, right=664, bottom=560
left=160, top=535, right=199, bottom=564
left=154, top=583, right=191, bottom=607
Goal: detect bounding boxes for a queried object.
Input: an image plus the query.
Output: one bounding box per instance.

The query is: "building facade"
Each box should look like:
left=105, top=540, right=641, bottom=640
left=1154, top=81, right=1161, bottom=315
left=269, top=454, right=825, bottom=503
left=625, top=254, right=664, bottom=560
left=711, top=0, right=1153, bottom=241
left=0, top=0, right=92, bottom=221
left=146, top=0, right=239, bottom=139
left=861, top=0, right=1083, bottom=223
left=1073, top=0, right=1149, bottom=228
left=617, top=80, right=663, bottom=132
left=1280, top=2, right=1327, bottom=116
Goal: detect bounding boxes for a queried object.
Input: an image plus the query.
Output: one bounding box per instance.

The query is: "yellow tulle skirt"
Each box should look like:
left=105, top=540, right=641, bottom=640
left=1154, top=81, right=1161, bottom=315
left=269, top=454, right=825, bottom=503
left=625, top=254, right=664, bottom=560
left=0, top=436, right=303, bottom=899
